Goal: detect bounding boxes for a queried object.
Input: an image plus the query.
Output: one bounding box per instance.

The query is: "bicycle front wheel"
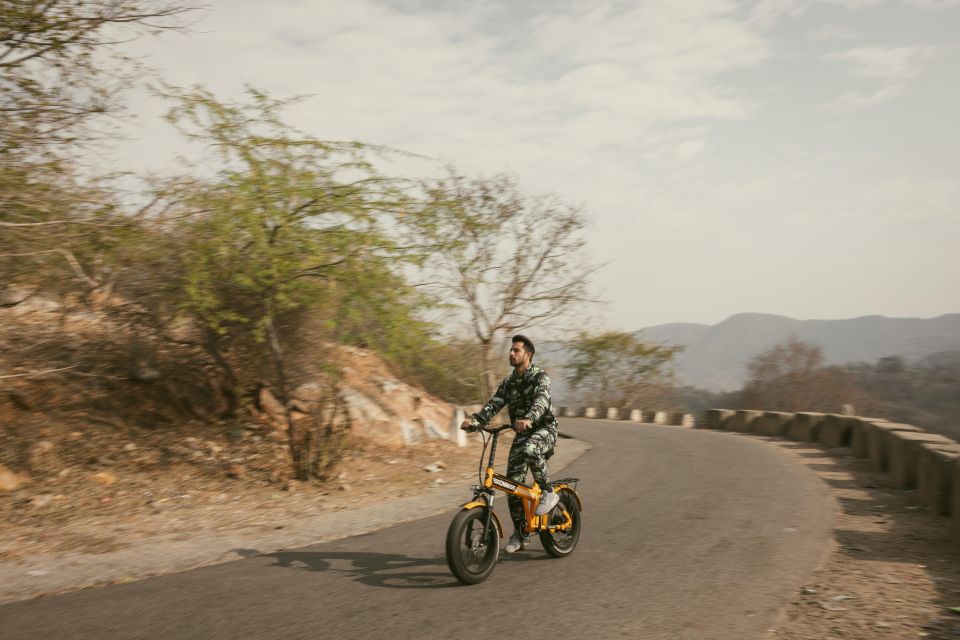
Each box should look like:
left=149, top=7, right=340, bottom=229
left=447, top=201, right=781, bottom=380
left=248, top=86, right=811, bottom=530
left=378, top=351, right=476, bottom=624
left=445, top=508, right=500, bottom=585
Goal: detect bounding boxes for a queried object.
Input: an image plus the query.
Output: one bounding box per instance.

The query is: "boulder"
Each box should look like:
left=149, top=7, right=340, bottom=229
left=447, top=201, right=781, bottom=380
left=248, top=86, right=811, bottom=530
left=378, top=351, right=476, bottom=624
left=0, top=465, right=29, bottom=491
left=90, top=471, right=117, bottom=486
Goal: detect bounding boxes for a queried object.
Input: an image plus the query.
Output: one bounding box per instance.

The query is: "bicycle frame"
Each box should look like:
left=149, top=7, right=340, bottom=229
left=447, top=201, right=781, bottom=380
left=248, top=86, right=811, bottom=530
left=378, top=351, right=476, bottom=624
left=460, top=425, right=578, bottom=538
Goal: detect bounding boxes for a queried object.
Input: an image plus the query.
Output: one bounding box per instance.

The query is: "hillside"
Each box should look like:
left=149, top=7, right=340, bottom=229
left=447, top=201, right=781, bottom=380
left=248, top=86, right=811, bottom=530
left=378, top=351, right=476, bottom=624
left=641, top=313, right=960, bottom=392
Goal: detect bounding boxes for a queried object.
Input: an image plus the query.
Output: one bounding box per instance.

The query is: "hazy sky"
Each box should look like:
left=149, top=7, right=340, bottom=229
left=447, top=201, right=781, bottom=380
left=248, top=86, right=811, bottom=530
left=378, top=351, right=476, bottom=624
left=113, top=0, right=960, bottom=329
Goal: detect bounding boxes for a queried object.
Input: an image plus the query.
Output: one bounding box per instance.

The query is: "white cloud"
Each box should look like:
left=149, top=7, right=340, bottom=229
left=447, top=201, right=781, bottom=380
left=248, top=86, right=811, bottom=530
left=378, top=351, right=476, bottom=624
left=907, top=0, right=960, bottom=7
left=104, top=0, right=960, bottom=327
left=818, top=44, right=939, bottom=111
left=808, top=23, right=858, bottom=41
left=817, top=84, right=902, bottom=112
left=825, top=45, right=939, bottom=80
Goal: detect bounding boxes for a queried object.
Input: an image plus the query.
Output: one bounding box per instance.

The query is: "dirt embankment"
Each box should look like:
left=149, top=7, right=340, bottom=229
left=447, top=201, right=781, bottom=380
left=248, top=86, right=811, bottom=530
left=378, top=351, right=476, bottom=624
left=1, top=297, right=484, bottom=590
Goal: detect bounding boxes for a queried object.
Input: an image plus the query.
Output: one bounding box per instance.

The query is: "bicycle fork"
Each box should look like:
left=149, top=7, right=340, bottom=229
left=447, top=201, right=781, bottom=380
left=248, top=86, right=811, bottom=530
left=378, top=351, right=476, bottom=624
left=480, top=491, right=495, bottom=543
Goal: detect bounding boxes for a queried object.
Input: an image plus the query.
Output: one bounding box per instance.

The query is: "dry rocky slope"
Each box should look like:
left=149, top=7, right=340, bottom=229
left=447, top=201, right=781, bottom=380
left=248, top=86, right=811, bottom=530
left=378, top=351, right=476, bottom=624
left=2, top=295, right=525, bottom=600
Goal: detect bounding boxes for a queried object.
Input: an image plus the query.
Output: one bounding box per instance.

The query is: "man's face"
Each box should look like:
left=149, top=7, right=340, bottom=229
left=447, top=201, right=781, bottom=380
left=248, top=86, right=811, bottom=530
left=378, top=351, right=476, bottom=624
left=509, top=342, right=530, bottom=368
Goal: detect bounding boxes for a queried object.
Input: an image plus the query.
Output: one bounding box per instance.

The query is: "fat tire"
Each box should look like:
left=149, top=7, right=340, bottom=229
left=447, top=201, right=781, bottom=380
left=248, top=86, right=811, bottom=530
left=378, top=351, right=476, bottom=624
left=446, top=508, right=500, bottom=584
left=539, top=487, right=581, bottom=558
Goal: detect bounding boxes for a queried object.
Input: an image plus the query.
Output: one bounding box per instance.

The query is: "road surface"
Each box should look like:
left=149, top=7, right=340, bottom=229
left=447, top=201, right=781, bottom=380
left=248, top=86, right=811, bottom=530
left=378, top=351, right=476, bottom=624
left=0, top=419, right=835, bottom=640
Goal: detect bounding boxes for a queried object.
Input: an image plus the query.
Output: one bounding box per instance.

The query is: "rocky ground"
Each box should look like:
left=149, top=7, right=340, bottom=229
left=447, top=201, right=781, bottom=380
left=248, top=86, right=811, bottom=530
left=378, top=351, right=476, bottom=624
left=1, top=432, right=487, bottom=562
left=764, top=437, right=960, bottom=639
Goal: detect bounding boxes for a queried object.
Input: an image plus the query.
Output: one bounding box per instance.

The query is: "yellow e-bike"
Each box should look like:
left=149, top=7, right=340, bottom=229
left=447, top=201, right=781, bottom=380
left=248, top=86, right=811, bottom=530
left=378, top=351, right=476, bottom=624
left=445, top=424, right=583, bottom=584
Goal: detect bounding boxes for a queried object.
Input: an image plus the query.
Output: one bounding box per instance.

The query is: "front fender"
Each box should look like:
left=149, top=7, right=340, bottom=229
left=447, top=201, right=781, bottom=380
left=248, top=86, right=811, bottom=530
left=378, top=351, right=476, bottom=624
left=460, top=501, right=504, bottom=538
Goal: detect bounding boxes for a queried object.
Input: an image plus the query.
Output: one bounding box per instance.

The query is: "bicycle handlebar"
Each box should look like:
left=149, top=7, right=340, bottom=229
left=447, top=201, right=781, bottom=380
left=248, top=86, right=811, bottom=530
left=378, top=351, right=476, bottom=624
left=479, top=424, right=514, bottom=434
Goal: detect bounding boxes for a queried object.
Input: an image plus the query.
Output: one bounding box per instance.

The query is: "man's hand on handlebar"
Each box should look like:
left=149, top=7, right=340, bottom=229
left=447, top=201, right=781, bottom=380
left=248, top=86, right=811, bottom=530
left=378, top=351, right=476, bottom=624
left=515, top=419, right=531, bottom=433
left=460, top=419, right=478, bottom=432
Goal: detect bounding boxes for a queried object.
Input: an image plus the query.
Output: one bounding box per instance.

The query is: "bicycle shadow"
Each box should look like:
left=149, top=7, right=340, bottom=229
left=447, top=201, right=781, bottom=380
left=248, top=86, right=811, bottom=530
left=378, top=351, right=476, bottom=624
left=253, top=549, right=463, bottom=590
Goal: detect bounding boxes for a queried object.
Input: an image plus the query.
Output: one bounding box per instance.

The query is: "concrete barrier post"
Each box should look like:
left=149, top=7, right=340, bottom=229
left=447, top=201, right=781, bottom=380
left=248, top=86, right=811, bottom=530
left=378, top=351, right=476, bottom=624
left=916, top=444, right=960, bottom=515
left=606, top=407, right=620, bottom=420
left=562, top=406, right=579, bottom=418
left=628, top=409, right=642, bottom=422
left=952, top=458, right=960, bottom=544
left=450, top=406, right=467, bottom=447
left=867, top=423, right=923, bottom=472
left=681, top=414, right=696, bottom=428
left=584, top=407, right=597, bottom=419
left=653, top=411, right=669, bottom=425
left=727, top=410, right=763, bottom=432
left=850, top=418, right=886, bottom=458
left=786, top=412, right=825, bottom=441
left=818, top=414, right=858, bottom=449
left=756, top=411, right=794, bottom=437
left=886, top=431, right=954, bottom=489
left=703, top=409, right=734, bottom=429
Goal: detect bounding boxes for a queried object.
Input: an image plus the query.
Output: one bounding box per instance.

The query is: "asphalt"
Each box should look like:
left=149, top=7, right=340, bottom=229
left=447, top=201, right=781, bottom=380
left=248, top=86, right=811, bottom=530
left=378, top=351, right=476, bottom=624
left=0, top=419, right=836, bottom=640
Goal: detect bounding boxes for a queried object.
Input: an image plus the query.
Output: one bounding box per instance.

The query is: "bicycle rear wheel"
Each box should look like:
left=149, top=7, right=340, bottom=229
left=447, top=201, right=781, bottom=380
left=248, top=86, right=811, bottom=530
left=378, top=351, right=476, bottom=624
left=446, top=508, right=500, bottom=584
left=539, top=487, right=581, bottom=557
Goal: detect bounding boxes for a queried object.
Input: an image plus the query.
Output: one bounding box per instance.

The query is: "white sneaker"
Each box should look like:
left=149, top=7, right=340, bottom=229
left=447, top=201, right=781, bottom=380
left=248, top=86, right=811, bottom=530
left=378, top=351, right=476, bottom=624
left=535, top=490, right=560, bottom=515
left=504, top=531, right=529, bottom=553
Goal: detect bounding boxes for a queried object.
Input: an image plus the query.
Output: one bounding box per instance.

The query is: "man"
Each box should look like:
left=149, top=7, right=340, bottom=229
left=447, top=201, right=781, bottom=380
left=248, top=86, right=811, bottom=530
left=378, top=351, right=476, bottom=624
left=461, top=334, right=559, bottom=553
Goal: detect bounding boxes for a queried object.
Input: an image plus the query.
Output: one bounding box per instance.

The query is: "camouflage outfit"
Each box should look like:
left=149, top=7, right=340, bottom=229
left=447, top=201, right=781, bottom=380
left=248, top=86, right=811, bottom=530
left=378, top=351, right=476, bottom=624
left=469, top=363, right=559, bottom=530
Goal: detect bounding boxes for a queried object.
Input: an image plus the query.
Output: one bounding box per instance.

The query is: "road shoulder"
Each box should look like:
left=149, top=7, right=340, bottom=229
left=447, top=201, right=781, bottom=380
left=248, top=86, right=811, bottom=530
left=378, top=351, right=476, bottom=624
left=0, top=436, right=590, bottom=604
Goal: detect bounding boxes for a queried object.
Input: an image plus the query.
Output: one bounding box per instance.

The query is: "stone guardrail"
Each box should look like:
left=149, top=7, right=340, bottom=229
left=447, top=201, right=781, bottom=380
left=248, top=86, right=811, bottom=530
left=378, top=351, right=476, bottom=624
left=699, top=408, right=960, bottom=545
left=557, top=406, right=696, bottom=427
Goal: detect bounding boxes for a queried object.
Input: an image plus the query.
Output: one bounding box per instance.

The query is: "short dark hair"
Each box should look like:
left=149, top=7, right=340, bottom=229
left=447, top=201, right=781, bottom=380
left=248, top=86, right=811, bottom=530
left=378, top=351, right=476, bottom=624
left=511, top=334, right=535, bottom=356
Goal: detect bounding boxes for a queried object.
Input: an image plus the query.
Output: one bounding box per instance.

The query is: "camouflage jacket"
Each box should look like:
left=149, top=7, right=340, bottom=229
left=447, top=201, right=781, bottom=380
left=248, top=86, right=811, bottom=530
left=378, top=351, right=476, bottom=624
left=470, top=363, right=558, bottom=433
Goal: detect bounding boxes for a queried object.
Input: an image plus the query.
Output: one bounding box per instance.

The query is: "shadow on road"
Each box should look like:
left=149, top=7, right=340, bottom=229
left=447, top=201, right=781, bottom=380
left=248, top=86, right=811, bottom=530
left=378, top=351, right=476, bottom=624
left=256, top=550, right=462, bottom=589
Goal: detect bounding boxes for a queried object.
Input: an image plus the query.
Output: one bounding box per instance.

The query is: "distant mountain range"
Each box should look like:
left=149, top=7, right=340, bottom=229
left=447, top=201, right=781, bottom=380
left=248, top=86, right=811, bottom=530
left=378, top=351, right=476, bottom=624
left=640, top=312, right=960, bottom=392
left=536, top=313, right=960, bottom=398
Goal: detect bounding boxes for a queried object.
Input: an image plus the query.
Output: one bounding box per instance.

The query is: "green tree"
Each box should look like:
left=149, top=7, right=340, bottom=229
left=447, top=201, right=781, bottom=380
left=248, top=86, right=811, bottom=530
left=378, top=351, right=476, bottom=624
left=565, top=331, right=681, bottom=408
left=157, top=86, right=414, bottom=479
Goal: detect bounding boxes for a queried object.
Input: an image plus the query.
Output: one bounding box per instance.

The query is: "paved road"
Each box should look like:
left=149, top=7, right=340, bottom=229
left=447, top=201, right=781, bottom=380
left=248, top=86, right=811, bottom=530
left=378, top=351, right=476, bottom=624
left=0, top=420, right=835, bottom=640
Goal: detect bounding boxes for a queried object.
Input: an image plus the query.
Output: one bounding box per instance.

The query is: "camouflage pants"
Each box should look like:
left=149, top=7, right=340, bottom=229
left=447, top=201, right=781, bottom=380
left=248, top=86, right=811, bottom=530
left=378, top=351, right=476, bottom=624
left=506, top=428, right=557, bottom=531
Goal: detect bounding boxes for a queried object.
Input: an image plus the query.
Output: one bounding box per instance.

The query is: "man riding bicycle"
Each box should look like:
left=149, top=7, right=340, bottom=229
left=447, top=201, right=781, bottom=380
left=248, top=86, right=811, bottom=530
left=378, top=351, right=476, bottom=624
left=461, top=334, right=559, bottom=553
